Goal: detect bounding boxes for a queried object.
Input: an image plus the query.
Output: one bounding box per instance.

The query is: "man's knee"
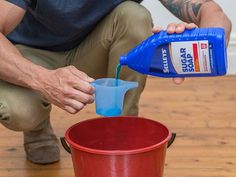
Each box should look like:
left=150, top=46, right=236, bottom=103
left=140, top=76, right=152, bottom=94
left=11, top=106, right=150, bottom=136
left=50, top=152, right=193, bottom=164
left=0, top=94, right=51, bottom=132
left=115, top=1, right=152, bottom=23
left=114, top=1, right=153, bottom=39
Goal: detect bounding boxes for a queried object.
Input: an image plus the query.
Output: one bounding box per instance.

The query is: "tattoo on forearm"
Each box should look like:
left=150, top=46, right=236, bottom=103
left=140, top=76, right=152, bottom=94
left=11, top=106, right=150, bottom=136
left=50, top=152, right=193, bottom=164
left=159, top=0, right=212, bottom=23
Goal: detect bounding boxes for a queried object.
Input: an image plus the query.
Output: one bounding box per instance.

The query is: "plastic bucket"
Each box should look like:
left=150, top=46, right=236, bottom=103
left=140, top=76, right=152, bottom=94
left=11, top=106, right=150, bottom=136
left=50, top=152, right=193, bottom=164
left=61, top=117, right=175, bottom=177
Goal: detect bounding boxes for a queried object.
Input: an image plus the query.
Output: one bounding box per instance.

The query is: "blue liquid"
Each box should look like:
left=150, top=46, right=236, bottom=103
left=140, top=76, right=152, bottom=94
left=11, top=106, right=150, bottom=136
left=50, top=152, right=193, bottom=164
left=96, top=64, right=123, bottom=117
left=115, top=64, right=122, bottom=86
left=97, top=107, right=122, bottom=117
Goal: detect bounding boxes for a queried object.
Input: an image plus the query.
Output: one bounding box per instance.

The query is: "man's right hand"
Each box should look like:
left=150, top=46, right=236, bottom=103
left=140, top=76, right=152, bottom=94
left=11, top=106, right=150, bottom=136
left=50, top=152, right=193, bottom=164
left=36, top=66, right=95, bottom=114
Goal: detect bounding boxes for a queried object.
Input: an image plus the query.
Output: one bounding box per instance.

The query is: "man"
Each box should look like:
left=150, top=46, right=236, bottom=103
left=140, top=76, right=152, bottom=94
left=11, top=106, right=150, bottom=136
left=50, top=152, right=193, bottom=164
left=0, top=0, right=231, bottom=164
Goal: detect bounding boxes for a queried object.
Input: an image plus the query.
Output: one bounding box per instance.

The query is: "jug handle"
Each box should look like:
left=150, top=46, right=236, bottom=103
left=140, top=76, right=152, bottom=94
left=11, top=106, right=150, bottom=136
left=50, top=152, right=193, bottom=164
left=60, top=137, right=71, bottom=154
left=167, top=133, right=176, bottom=148
left=125, top=82, right=139, bottom=91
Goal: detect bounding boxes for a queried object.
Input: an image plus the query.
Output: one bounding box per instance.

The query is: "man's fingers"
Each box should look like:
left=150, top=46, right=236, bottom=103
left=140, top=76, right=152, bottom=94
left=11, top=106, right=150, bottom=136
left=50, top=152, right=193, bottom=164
left=167, top=22, right=197, bottom=34
left=173, top=78, right=185, bottom=85
left=167, top=22, right=177, bottom=34
left=152, top=26, right=163, bottom=33
left=72, top=79, right=95, bottom=94
left=63, top=66, right=95, bottom=94
left=67, top=88, right=94, bottom=104
left=176, top=23, right=187, bottom=33
left=64, top=105, right=78, bottom=114
left=64, top=99, right=85, bottom=114
left=186, top=23, right=198, bottom=29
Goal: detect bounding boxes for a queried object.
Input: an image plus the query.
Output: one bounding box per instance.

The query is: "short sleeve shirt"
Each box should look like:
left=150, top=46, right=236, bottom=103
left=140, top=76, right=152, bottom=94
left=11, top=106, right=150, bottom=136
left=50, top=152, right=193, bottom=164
left=6, top=0, right=130, bottom=51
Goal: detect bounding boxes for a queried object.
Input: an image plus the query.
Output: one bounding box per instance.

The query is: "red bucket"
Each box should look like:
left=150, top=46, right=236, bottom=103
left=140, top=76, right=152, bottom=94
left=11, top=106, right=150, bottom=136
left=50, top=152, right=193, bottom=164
left=61, top=117, right=175, bottom=177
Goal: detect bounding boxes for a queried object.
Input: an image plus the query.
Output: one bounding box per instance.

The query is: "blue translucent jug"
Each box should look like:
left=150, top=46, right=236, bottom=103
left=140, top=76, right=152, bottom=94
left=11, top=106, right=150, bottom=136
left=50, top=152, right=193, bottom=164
left=92, top=78, right=138, bottom=117
left=120, top=28, right=227, bottom=77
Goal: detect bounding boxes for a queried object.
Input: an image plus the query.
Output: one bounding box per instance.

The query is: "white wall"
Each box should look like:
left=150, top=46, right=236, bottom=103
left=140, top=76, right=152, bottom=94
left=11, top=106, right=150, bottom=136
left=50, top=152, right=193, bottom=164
left=142, top=0, right=236, bottom=74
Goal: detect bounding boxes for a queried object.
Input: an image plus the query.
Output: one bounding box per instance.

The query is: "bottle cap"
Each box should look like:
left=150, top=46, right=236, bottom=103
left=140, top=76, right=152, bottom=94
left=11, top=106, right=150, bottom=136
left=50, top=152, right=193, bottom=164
left=120, top=55, right=127, bottom=65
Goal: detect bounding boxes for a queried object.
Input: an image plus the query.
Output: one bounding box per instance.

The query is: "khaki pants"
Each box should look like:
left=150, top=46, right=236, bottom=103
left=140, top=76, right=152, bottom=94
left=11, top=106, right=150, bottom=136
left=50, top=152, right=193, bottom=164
left=0, top=1, right=153, bottom=132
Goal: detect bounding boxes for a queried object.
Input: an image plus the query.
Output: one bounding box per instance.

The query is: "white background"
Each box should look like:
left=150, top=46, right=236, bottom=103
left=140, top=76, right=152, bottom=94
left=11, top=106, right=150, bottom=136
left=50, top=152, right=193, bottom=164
left=142, top=0, right=236, bottom=74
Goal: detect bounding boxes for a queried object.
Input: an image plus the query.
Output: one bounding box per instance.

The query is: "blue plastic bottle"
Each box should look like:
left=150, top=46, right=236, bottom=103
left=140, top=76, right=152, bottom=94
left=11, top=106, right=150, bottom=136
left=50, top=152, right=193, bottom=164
left=120, top=28, right=227, bottom=77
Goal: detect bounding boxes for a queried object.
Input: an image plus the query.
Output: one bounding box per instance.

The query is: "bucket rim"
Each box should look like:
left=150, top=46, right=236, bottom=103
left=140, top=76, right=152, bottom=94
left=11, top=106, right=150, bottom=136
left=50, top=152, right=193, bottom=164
left=65, top=116, right=172, bottom=155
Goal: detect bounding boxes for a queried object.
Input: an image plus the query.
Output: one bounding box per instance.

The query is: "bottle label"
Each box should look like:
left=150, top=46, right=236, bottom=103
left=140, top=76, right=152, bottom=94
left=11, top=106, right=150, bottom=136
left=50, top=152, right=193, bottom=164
left=170, top=40, right=211, bottom=74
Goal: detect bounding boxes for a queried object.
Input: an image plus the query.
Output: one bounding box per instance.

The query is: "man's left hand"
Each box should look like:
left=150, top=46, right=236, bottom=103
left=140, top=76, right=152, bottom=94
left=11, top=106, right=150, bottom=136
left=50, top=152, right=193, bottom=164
left=152, top=22, right=198, bottom=85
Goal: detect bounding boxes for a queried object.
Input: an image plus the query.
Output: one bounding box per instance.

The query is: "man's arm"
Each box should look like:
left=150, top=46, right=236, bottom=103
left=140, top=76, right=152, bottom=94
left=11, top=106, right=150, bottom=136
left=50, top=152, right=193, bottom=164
left=0, top=1, right=43, bottom=88
left=0, top=1, right=94, bottom=114
left=155, top=0, right=231, bottom=84
left=159, top=0, right=232, bottom=43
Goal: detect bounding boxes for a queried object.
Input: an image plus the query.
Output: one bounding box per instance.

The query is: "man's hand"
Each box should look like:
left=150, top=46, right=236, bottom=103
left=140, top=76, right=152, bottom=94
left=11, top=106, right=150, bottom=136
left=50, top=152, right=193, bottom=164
left=36, top=66, right=95, bottom=114
left=152, top=22, right=198, bottom=85
left=153, top=0, right=231, bottom=84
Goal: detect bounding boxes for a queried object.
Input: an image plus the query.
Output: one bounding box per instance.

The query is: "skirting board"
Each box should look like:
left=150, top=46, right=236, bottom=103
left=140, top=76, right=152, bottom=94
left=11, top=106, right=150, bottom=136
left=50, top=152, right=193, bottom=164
left=227, top=34, right=236, bottom=75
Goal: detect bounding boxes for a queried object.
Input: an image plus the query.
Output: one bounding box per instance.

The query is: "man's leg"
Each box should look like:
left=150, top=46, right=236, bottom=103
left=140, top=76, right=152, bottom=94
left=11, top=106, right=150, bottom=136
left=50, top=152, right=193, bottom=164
left=70, top=1, right=153, bottom=115
left=0, top=45, right=69, bottom=164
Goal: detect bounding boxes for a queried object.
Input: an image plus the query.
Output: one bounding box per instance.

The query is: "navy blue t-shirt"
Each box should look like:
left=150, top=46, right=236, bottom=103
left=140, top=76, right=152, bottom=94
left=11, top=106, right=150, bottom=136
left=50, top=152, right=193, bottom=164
left=6, top=0, right=131, bottom=51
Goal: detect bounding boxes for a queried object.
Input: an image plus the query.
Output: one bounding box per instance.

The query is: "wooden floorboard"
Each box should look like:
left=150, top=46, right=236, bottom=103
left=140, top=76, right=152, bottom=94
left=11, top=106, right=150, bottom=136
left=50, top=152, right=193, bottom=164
left=1, top=76, right=236, bottom=177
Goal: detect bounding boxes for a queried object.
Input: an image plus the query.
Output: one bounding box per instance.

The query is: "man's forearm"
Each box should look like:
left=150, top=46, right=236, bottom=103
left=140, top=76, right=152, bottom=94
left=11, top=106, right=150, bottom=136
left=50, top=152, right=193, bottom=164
left=0, top=32, right=48, bottom=90
left=199, top=1, right=232, bottom=43
left=160, top=0, right=230, bottom=26
left=159, top=0, right=212, bottom=24
left=159, top=0, right=232, bottom=42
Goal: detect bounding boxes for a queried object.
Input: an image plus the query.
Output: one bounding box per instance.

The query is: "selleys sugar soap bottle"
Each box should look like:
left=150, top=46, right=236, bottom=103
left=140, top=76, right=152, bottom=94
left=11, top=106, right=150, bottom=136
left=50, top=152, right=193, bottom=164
left=120, top=28, right=227, bottom=77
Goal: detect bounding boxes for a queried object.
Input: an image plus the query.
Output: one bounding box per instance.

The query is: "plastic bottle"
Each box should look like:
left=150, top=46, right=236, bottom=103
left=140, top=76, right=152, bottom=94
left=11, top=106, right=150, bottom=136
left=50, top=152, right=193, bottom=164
left=120, top=28, right=227, bottom=77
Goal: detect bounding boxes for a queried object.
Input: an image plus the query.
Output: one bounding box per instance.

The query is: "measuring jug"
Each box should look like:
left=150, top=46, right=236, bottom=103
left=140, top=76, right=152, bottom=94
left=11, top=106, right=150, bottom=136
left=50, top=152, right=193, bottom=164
left=92, top=78, right=138, bottom=116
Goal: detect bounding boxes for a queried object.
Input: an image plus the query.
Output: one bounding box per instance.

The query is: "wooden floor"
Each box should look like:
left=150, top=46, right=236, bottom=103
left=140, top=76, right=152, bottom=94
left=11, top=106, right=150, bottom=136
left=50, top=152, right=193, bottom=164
left=1, top=76, right=236, bottom=177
